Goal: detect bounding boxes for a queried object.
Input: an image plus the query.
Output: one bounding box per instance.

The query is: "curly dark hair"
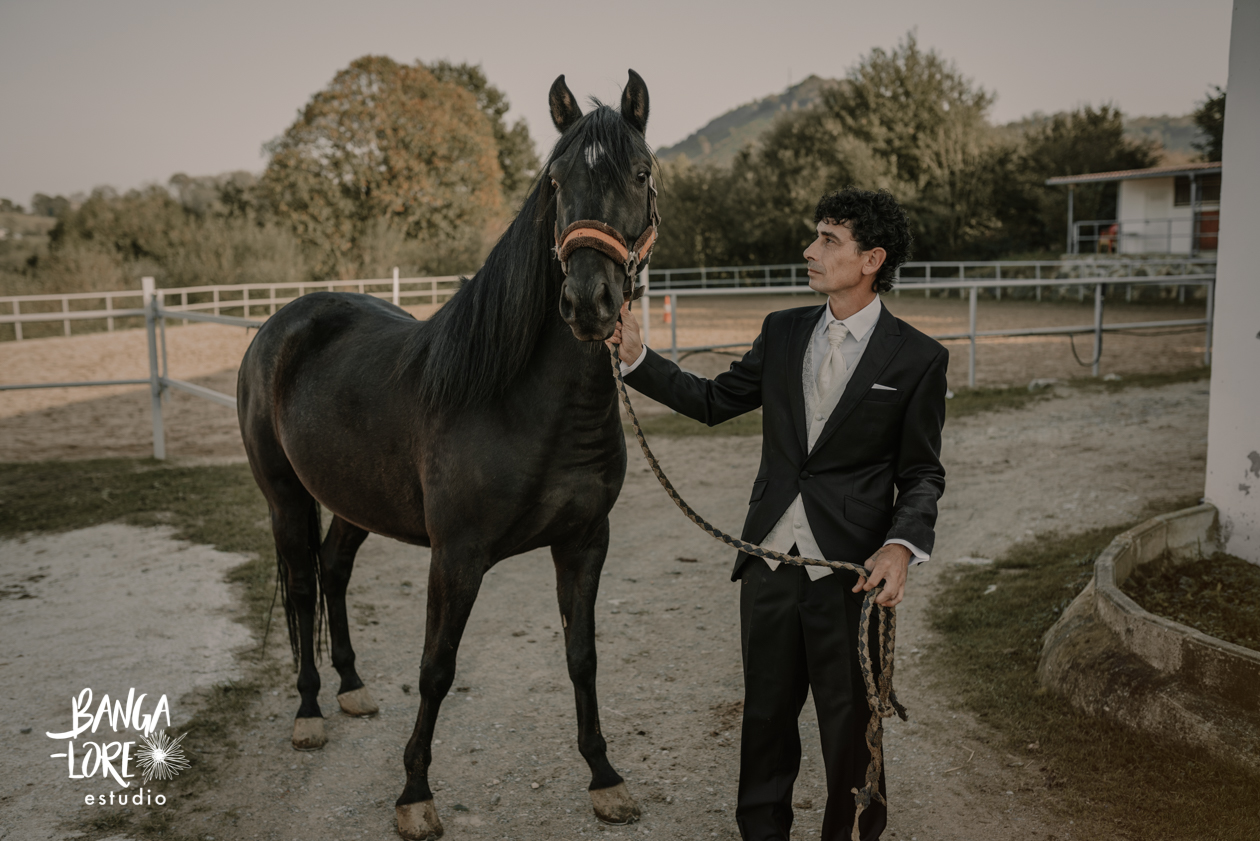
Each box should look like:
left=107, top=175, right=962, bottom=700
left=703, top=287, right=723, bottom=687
left=813, top=188, right=913, bottom=294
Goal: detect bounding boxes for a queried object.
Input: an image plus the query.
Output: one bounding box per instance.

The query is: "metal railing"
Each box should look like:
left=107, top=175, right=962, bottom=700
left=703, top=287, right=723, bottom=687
left=640, top=274, right=1215, bottom=388
left=0, top=278, right=263, bottom=458
left=0, top=268, right=461, bottom=341
left=1072, top=217, right=1220, bottom=256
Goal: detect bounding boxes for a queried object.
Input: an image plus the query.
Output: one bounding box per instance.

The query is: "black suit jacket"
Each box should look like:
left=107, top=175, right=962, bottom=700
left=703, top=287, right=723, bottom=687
left=625, top=302, right=948, bottom=581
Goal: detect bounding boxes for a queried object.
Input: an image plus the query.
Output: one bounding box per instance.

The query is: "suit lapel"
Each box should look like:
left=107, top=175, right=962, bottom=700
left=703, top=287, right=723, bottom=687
left=786, top=306, right=821, bottom=455
left=807, top=305, right=905, bottom=459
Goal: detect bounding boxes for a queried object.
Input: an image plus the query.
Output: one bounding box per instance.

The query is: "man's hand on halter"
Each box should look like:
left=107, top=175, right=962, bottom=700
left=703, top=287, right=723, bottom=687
left=606, top=302, right=644, bottom=366
left=853, top=543, right=911, bottom=607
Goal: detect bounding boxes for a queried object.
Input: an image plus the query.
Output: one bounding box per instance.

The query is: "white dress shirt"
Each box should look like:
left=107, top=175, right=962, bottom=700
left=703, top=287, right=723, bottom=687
left=621, top=296, right=929, bottom=578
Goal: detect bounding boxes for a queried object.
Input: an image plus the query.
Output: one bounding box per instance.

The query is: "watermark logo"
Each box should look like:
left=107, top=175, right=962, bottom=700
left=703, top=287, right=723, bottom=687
left=46, top=687, right=189, bottom=800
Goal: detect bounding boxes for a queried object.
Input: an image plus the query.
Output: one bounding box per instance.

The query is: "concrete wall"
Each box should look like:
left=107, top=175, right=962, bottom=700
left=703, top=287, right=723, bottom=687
left=1205, top=0, right=1260, bottom=563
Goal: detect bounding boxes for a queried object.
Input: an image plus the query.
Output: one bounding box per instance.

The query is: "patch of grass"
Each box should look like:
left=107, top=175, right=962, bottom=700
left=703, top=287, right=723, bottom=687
left=947, top=367, right=1210, bottom=419
left=945, top=384, right=1051, bottom=418
left=626, top=411, right=763, bottom=437
left=1072, top=365, right=1211, bottom=392
left=0, top=458, right=277, bottom=636
left=928, top=502, right=1260, bottom=841
left=0, top=458, right=289, bottom=840
left=1124, top=551, right=1260, bottom=651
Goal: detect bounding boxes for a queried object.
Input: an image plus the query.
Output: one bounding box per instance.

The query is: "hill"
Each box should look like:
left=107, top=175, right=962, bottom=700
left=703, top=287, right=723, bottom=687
left=654, top=75, right=838, bottom=166
left=656, top=77, right=1206, bottom=167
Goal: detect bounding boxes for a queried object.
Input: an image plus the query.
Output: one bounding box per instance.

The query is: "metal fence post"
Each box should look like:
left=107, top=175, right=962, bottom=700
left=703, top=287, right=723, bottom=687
left=670, top=293, right=679, bottom=364
left=393, top=267, right=400, bottom=306
left=1204, top=279, right=1214, bottom=367
left=968, top=285, right=977, bottom=388
left=12, top=300, right=20, bottom=341
left=1092, top=283, right=1104, bottom=377
left=640, top=265, right=651, bottom=348
left=62, top=297, right=71, bottom=336
left=142, top=277, right=166, bottom=460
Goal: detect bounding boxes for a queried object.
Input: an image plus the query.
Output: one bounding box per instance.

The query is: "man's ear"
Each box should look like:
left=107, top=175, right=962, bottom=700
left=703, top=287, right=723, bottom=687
left=620, top=69, right=649, bottom=135
left=549, top=75, right=582, bottom=134
left=864, top=247, right=888, bottom=276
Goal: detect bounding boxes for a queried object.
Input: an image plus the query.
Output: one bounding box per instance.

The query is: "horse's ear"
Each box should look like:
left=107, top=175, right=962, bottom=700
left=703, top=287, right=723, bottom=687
left=621, top=69, right=649, bottom=135
left=549, top=75, right=582, bottom=134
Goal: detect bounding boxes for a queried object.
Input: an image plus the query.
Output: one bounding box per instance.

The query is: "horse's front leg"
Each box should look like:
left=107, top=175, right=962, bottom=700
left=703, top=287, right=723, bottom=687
left=320, top=516, right=378, bottom=716
left=395, top=545, right=485, bottom=841
left=552, top=519, right=641, bottom=825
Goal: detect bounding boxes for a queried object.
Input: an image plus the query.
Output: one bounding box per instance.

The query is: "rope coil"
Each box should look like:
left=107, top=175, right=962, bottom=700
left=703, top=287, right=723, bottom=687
left=609, top=345, right=907, bottom=840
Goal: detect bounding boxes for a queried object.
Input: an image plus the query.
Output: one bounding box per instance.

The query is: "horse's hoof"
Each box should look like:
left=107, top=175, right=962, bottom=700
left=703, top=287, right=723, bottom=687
left=396, top=799, right=443, bottom=839
left=337, top=686, right=379, bottom=717
left=590, top=782, right=640, bottom=825
left=291, top=717, right=326, bottom=751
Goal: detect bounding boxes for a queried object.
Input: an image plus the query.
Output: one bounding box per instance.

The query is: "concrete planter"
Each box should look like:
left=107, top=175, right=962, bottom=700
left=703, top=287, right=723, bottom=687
left=1038, top=503, right=1260, bottom=771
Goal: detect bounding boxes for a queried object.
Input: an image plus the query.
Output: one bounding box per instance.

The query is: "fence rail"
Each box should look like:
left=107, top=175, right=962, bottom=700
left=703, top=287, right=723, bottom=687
left=0, top=272, right=462, bottom=341
left=641, top=274, right=1215, bottom=388
left=0, top=262, right=1215, bottom=457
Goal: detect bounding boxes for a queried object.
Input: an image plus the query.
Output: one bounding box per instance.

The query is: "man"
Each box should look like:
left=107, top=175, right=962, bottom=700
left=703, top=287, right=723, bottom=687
left=607, top=188, right=947, bottom=841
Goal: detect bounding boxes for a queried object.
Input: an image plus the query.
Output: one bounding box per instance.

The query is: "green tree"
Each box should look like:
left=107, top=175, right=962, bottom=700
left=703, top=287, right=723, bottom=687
left=427, top=60, right=539, bottom=206
left=1192, top=85, right=1225, bottom=161
left=31, top=193, right=71, bottom=218
left=261, top=55, right=504, bottom=279
left=996, top=105, right=1159, bottom=253
left=655, top=32, right=1002, bottom=265
left=822, top=32, right=995, bottom=193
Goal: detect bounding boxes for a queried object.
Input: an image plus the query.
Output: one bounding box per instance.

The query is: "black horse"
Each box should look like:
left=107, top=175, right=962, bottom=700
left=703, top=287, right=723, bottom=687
left=237, top=72, right=653, bottom=839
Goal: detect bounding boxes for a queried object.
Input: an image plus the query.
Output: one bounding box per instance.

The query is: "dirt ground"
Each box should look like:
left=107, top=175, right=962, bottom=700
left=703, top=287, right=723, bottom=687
left=0, top=301, right=1211, bottom=841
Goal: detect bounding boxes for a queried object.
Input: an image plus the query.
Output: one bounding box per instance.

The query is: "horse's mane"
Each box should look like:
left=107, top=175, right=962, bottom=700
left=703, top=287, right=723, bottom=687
left=405, top=102, right=651, bottom=412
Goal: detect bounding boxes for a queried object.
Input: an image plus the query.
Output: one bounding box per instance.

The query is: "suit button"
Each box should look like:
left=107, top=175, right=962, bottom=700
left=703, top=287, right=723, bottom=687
left=799, top=470, right=810, bottom=480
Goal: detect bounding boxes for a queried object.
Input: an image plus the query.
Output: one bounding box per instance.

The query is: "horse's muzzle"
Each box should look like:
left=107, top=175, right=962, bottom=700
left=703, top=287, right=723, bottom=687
left=559, top=266, right=620, bottom=341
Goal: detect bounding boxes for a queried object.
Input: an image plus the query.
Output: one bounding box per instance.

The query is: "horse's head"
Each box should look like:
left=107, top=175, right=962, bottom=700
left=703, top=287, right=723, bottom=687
left=546, top=71, right=656, bottom=342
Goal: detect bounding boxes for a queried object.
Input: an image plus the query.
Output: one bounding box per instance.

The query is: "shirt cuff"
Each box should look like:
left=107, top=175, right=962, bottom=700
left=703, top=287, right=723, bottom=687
left=619, top=345, right=649, bottom=377
left=883, top=538, right=929, bottom=565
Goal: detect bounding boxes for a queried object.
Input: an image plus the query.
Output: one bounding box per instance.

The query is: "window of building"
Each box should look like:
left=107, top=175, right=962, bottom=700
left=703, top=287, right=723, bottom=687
left=1174, top=173, right=1222, bottom=206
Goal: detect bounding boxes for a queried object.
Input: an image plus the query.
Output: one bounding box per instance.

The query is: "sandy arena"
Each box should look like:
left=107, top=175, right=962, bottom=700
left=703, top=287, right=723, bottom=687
left=0, top=293, right=1210, bottom=840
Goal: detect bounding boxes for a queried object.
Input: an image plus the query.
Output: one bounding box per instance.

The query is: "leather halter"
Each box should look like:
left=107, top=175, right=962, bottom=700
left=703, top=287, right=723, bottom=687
left=553, top=175, right=660, bottom=303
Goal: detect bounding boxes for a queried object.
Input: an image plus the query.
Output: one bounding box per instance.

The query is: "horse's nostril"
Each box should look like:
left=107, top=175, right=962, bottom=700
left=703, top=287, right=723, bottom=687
left=559, top=282, right=576, bottom=320
left=597, top=283, right=616, bottom=318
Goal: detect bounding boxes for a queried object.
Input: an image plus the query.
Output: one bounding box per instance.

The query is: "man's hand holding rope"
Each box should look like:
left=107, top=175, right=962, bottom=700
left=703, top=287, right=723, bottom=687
left=855, top=543, right=910, bottom=607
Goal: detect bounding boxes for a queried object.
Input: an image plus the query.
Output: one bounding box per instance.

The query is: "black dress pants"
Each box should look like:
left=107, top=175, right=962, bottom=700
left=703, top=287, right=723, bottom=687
left=736, top=554, right=886, bottom=841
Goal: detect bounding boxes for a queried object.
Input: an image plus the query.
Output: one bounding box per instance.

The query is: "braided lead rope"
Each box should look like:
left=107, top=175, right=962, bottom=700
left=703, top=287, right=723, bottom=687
left=609, top=345, right=908, bottom=841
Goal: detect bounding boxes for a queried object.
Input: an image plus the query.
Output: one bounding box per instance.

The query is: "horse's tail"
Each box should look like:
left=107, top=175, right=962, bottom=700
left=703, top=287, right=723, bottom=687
left=274, top=499, right=326, bottom=667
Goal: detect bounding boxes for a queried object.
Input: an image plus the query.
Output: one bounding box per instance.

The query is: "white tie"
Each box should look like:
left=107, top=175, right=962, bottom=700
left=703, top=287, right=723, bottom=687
left=816, top=321, right=850, bottom=396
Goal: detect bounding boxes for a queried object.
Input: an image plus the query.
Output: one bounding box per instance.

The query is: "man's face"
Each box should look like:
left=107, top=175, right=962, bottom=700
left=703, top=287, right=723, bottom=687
left=803, top=219, right=882, bottom=297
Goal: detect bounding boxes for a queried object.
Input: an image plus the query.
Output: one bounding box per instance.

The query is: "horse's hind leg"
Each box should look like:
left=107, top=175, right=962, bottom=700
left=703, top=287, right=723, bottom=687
left=552, top=519, right=641, bottom=825
left=395, top=545, right=485, bottom=840
left=320, top=516, right=378, bottom=717
left=266, top=489, right=328, bottom=751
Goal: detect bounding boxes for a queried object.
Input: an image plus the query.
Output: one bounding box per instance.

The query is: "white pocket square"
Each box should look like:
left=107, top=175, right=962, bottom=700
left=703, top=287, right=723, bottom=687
left=871, top=383, right=897, bottom=391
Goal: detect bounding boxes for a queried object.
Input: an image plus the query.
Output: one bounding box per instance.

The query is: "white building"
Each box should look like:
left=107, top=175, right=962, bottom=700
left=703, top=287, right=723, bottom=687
left=1046, top=161, right=1221, bottom=255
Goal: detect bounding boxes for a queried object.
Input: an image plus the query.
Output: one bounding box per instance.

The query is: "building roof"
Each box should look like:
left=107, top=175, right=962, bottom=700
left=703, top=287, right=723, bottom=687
left=1045, top=161, right=1221, bottom=186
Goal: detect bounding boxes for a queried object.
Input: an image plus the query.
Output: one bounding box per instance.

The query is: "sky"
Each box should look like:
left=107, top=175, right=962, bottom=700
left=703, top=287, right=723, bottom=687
left=0, top=0, right=1233, bottom=206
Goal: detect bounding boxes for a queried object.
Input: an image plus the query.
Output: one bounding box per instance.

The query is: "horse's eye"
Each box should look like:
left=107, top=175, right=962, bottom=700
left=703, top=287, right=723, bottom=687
left=551, top=178, right=559, bottom=191
left=636, top=172, right=648, bottom=184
